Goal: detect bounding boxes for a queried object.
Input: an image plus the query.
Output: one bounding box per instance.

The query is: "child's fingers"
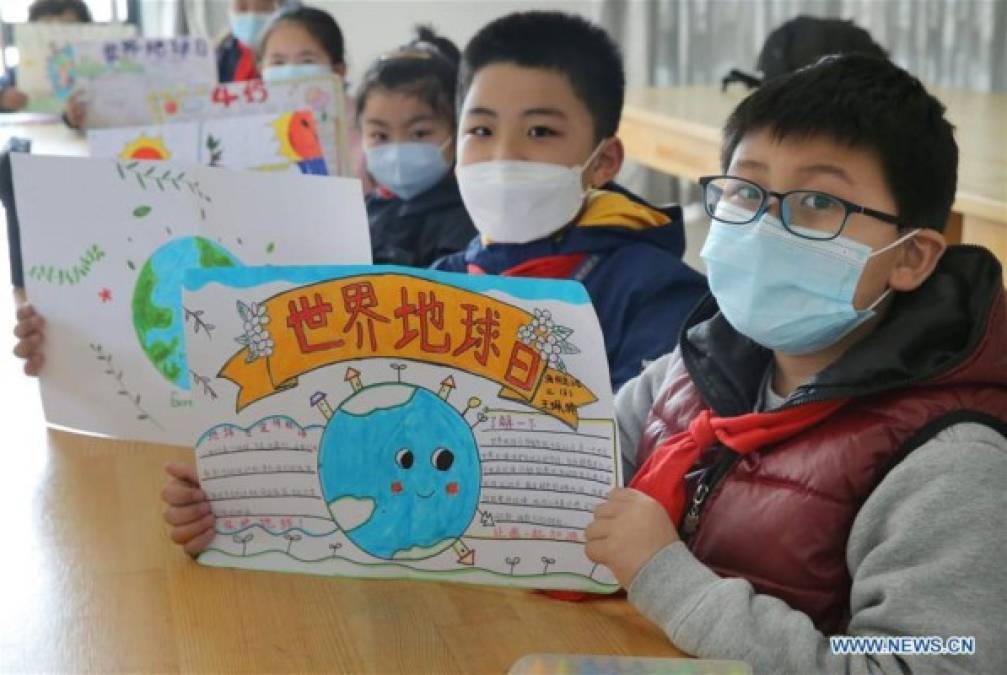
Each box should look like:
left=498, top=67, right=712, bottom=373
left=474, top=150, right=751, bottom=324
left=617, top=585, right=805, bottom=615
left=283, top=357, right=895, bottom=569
left=183, top=527, right=218, bottom=556
left=15, top=304, right=36, bottom=321
left=592, top=500, right=618, bottom=519
left=169, top=514, right=216, bottom=544
left=584, top=519, right=610, bottom=542
left=163, top=461, right=199, bottom=483
left=13, top=321, right=36, bottom=339
left=163, top=500, right=212, bottom=526
left=24, top=354, right=43, bottom=376
left=161, top=480, right=206, bottom=506
left=13, top=336, right=39, bottom=359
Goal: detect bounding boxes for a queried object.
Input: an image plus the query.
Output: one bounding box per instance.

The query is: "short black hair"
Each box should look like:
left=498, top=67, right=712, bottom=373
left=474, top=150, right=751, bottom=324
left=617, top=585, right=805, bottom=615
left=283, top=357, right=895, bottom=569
left=722, top=54, right=957, bottom=232
left=458, top=11, right=625, bottom=142
left=355, top=25, right=461, bottom=130
left=259, top=6, right=344, bottom=66
left=29, top=0, right=92, bottom=22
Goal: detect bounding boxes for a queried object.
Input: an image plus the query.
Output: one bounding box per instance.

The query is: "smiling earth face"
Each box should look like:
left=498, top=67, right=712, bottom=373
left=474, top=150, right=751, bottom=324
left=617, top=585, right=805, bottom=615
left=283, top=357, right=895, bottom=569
left=317, top=384, right=481, bottom=560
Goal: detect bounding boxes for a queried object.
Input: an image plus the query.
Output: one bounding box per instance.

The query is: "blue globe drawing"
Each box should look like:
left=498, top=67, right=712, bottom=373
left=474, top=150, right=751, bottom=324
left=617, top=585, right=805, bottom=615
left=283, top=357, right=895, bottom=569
left=318, top=384, right=481, bottom=560
left=132, top=236, right=239, bottom=389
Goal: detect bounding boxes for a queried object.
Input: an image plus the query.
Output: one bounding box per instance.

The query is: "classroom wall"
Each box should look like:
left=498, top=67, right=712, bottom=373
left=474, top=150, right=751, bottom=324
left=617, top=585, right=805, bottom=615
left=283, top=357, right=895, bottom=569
left=200, top=1, right=605, bottom=86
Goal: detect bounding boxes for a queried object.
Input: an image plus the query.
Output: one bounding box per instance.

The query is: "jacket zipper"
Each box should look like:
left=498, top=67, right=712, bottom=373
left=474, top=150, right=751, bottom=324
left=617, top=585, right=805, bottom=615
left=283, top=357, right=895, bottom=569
left=681, top=451, right=739, bottom=539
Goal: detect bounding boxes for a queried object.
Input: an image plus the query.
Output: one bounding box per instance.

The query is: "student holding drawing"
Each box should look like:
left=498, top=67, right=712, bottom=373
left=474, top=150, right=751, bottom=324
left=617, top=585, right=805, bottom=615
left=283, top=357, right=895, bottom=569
left=0, top=0, right=92, bottom=115
left=157, top=10, right=708, bottom=554
left=216, top=0, right=280, bottom=83
left=257, top=5, right=366, bottom=187
left=433, top=11, right=707, bottom=389
left=358, top=27, right=476, bottom=267
left=584, top=55, right=1007, bottom=673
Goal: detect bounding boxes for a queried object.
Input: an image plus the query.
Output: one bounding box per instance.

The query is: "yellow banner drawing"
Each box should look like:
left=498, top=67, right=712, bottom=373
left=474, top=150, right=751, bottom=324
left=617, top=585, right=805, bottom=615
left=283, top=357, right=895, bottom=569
left=218, top=274, right=596, bottom=427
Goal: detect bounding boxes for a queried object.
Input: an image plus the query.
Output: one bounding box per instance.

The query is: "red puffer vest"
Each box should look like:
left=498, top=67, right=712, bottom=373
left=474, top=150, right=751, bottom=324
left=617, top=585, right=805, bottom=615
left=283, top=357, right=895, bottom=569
left=633, top=247, right=1007, bottom=634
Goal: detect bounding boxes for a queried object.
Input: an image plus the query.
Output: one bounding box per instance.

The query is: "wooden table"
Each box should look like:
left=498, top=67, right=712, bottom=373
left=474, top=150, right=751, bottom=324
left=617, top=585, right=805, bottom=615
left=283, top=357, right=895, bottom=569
left=620, top=85, right=1007, bottom=265
left=0, top=279, right=684, bottom=673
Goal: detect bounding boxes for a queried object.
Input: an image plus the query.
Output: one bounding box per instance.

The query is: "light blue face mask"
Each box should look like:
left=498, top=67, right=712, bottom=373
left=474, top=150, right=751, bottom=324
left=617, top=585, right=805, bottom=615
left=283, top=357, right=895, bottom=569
left=365, top=140, right=452, bottom=200
left=229, top=12, right=270, bottom=48
left=261, top=63, right=333, bottom=83
left=700, top=207, right=920, bottom=355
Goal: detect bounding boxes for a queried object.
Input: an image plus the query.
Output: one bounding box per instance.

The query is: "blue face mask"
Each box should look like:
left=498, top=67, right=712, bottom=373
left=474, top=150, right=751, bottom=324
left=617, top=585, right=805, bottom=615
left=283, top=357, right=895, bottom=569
left=229, top=12, right=270, bottom=48
left=700, top=206, right=919, bottom=355
left=261, top=63, right=333, bottom=83
left=365, top=141, right=452, bottom=200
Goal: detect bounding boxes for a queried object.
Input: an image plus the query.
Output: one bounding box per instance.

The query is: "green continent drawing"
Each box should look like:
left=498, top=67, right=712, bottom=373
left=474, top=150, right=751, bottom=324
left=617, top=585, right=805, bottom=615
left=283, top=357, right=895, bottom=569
left=132, top=236, right=239, bottom=388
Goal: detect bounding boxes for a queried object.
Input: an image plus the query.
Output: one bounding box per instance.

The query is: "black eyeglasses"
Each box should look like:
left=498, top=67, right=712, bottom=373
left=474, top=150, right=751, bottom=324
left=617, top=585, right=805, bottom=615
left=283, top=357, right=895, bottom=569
left=698, top=175, right=902, bottom=241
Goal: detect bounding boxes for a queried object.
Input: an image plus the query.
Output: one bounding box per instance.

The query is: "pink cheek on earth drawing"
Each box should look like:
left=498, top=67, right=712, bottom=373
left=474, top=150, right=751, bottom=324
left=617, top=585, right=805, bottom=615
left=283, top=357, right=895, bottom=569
left=446, top=482, right=459, bottom=496
left=391, top=481, right=403, bottom=494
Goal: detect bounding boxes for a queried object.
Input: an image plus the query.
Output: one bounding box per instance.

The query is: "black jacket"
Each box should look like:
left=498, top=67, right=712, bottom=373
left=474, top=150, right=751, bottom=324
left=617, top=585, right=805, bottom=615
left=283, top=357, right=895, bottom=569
left=367, top=174, right=476, bottom=268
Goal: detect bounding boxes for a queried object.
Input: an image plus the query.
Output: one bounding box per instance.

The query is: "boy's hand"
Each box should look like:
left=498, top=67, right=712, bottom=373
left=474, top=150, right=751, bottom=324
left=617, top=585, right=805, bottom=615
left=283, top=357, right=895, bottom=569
left=1, top=87, right=29, bottom=111
left=64, top=91, right=87, bottom=129
left=13, top=304, right=46, bottom=376
left=585, top=487, right=679, bottom=589
left=161, top=461, right=216, bottom=556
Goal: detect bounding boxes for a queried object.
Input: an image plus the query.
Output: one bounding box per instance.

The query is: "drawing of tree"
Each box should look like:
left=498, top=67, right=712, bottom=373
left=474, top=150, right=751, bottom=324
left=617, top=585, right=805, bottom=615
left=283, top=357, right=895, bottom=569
left=329, top=542, right=343, bottom=559
left=206, top=134, right=223, bottom=166
left=541, top=556, right=555, bottom=575
left=189, top=370, right=219, bottom=400
left=505, top=556, right=521, bottom=575
left=184, top=306, right=215, bottom=339
left=284, top=532, right=302, bottom=555
left=90, top=343, right=164, bottom=429
left=233, top=532, right=254, bottom=556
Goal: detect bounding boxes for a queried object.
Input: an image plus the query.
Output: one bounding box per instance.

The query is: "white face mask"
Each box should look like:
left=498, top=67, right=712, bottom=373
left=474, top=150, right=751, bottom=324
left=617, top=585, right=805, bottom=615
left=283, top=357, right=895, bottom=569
left=455, top=142, right=606, bottom=244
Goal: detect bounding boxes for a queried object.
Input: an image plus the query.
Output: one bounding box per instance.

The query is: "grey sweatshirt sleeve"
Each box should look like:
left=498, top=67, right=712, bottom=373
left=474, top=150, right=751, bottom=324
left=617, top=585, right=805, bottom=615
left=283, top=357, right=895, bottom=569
left=626, top=422, right=1007, bottom=674
left=614, top=352, right=675, bottom=481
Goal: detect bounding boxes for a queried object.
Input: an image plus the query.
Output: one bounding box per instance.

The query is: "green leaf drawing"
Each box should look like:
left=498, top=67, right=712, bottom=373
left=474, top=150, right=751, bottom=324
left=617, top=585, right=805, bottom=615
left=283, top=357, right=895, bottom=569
left=127, top=260, right=136, bottom=271
left=132, top=206, right=151, bottom=218
left=266, top=242, right=275, bottom=254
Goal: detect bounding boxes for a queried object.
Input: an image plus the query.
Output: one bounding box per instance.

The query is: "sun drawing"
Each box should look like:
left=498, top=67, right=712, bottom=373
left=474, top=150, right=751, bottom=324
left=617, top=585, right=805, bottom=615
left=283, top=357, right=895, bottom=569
left=119, top=135, right=172, bottom=161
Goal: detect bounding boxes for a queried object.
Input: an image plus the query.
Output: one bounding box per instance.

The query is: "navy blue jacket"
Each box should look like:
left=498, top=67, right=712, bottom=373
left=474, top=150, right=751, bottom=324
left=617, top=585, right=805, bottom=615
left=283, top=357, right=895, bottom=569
left=433, top=184, right=708, bottom=389
left=368, top=173, right=476, bottom=268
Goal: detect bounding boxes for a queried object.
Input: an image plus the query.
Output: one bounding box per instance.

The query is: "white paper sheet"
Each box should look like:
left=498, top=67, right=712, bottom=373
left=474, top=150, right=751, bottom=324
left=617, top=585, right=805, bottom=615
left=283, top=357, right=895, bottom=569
left=14, top=22, right=137, bottom=112
left=182, top=265, right=622, bottom=592
left=14, top=155, right=371, bottom=444
left=87, top=110, right=329, bottom=175
left=85, top=76, right=352, bottom=177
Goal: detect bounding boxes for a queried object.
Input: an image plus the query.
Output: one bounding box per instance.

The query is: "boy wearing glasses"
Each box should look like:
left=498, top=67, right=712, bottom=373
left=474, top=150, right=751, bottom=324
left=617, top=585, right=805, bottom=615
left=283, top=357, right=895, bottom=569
left=587, top=54, right=1006, bottom=672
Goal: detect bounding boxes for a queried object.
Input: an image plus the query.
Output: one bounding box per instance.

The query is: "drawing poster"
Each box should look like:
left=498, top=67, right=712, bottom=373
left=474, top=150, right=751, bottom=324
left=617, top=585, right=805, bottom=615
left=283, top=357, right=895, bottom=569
left=182, top=265, right=621, bottom=592
left=87, top=110, right=329, bottom=175
left=85, top=76, right=351, bottom=176
left=13, top=155, right=371, bottom=444
left=16, top=29, right=214, bottom=114
left=14, top=22, right=137, bottom=112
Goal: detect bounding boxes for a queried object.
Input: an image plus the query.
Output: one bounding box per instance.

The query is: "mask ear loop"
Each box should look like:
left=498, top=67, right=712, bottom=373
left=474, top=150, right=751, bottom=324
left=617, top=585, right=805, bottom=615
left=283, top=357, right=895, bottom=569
left=863, top=228, right=923, bottom=310
left=579, top=139, right=609, bottom=190
left=869, top=228, right=922, bottom=258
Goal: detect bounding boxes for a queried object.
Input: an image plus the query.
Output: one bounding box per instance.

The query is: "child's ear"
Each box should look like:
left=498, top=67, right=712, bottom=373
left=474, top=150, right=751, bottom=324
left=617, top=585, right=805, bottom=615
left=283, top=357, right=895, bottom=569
left=889, top=228, right=946, bottom=292
left=333, top=63, right=347, bottom=78
left=586, top=138, right=624, bottom=189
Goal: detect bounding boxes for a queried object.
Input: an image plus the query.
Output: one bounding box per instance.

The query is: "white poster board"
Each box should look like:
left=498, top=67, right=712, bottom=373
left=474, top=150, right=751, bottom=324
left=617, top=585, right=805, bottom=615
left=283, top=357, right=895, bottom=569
left=13, top=155, right=371, bottom=444
left=15, top=22, right=137, bottom=112
left=88, top=110, right=329, bottom=175
left=85, top=76, right=352, bottom=176
left=182, top=265, right=621, bottom=593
